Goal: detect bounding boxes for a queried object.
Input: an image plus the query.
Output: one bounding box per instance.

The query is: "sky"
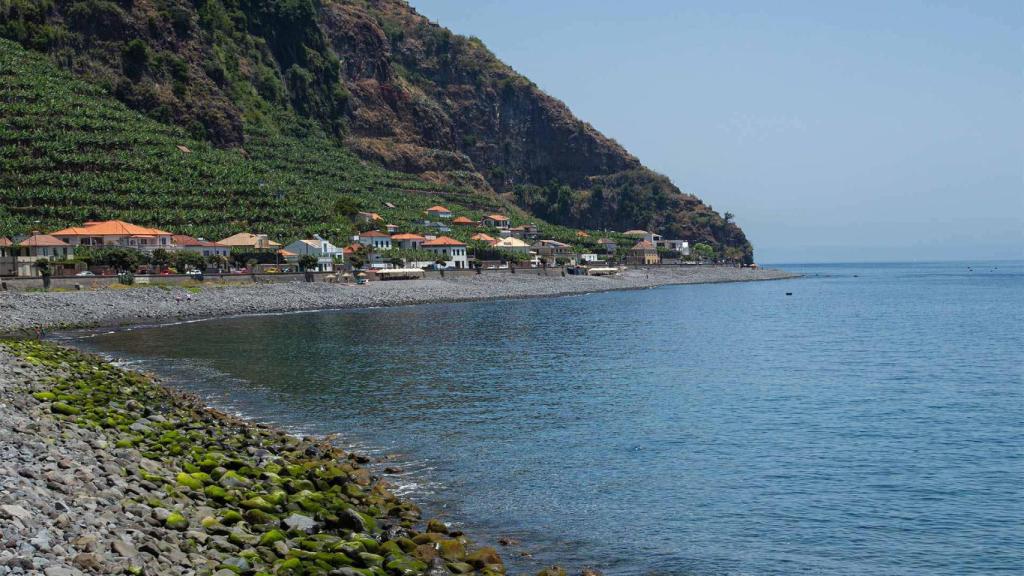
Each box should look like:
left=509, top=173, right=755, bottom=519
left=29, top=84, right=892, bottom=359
left=408, top=0, right=1022, bottom=263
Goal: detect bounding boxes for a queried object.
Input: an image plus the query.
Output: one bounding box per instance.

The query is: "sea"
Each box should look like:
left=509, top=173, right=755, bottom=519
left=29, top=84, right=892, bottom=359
left=66, top=261, right=1023, bottom=575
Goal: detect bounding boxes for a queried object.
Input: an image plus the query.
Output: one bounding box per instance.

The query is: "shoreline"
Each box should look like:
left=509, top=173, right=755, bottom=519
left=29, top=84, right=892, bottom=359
left=0, top=340, right=524, bottom=576
left=0, top=266, right=799, bottom=336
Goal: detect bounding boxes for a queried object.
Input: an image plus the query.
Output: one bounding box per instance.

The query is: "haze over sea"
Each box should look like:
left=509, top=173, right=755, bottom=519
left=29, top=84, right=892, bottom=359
left=71, top=262, right=1023, bottom=575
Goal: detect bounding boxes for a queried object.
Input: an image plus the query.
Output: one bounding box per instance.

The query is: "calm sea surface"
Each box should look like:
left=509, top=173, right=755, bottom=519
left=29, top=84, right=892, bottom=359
left=69, top=262, right=1023, bottom=575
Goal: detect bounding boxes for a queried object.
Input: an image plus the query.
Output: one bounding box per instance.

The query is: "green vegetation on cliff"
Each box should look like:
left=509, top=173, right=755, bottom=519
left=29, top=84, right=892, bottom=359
left=0, top=38, right=516, bottom=241
left=0, top=0, right=754, bottom=260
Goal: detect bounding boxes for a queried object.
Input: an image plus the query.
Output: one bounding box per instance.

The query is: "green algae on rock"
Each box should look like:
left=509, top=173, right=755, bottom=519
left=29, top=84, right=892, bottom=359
left=2, top=339, right=511, bottom=576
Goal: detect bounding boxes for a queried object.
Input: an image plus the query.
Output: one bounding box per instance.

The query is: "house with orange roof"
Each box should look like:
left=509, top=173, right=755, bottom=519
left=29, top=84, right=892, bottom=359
left=481, top=214, right=510, bottom=229
left=469, top=233, right=497, bottom=245
left=356, top=211, right=383, bottom=223
left=4, top=233, right=83, bottom=277
left=452, top=216, right=477, bottom=226
left=627, top=240, right=659, bottom=266
left=421, top=236, right=468, bottom=269
left=425, top=205, right=453, bottom=219
left=391, top=233, right=426, bottom=250
left=356, top=230, right=392, bottom=250
left=51, top=220, right=174, bottom=252
left=172, top=235, right=230, bottom=259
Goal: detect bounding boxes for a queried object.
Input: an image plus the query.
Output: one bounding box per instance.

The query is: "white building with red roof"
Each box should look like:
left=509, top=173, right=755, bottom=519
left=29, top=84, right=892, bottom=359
left=421, top=236, right=468, bottom=269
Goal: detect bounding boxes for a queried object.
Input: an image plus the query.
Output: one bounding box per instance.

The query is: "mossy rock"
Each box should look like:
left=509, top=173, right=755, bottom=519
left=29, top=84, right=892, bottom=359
left=176, top=472, right=204, bottom=490
left=385, top=557, right=428, bottom=573
left=447, top=562, right=475, bottom=575
left=426, top=518, right=449, bottom=534
left=244, top=508, right=278, bottom=526
left=357, top=552, right=385, bottom=568
left=258, top=529, right=286, bottom=546
left=535, top=567, right=567, bottom=576
left=466, top=547, right=502, bottom=569
left=32, top=391, right=57, bottom=402
left=220, top=510, right=244, bottom=525
left=51, top=402, right=80, bottom=415
left=165, top=512, right=189, bottom=531
left=204, top=485, right=228, bottom=501
left=241, top=496, right=276, bottom=513
left=438, top=539, right=466, bottom=560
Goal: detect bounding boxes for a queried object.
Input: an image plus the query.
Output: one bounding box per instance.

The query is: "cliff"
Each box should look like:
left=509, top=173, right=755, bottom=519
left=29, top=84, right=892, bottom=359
left=0, top=0, right=753, bottom=260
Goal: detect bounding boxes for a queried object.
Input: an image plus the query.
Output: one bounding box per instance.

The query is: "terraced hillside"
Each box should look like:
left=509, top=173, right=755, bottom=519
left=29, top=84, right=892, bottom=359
left=0, top=39, right=525, bottom=243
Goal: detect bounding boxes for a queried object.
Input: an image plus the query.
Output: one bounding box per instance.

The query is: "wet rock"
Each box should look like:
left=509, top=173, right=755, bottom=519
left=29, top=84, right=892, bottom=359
left=282, top=513, right=316, bottom=533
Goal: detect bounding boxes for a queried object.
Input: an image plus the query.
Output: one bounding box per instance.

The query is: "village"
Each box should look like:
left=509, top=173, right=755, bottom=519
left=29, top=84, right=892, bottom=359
left=0, top=205, right=726, bottom=284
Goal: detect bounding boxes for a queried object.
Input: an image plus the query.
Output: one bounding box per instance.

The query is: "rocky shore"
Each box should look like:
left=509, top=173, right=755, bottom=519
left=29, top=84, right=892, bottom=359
left=0, top=340, right=579, bottom=576
left=0, top=266, right=797, bottom=335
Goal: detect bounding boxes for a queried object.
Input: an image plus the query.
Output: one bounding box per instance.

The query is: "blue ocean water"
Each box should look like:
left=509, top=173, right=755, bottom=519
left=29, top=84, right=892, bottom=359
left=71, top=262, right=1023, bottom=575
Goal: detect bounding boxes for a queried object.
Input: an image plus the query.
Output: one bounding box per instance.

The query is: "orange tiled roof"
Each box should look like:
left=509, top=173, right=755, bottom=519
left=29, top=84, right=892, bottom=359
left=391, top=233, right=426, bottom=241
left=0, top=237, right=12, bottom=247
left=422, top=236, right=466, bottom=247
left=359, top=230, right=390, bottom=237
left=632, top=240, right=656, bottom=250
left=19, top=234, right=69, bottom=247
left=425, top=205, right=450, bottom=212
left=452, top=216, right=476, bottom=224
left=470, top=233, right=496, bottom=242
left=276, top=249, right=298, bottom=257
left=485, top=214, right=509, bottom=221
left=51, top=220, right=172, bottom=237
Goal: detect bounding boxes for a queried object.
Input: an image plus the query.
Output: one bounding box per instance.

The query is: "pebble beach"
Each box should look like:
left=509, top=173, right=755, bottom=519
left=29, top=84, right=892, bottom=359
left=0, top=266, right=797, bottom=335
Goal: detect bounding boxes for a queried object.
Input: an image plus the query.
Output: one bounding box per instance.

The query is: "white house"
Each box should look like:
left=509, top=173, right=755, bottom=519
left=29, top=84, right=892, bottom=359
left=657, top=239, right=690, bottom=256
left=282, top=234, right=343, bottom=272
left=356, top=230, right=392, bottom=250
left=4, top=233, right=77, bottom=277
left=390, top=233, right=426, bottom=250
left=421, top=236, right=469, bottom=269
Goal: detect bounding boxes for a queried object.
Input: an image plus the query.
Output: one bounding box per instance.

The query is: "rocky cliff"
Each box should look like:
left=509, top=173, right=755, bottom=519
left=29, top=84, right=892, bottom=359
left=0, top=0, right=753, bottom=260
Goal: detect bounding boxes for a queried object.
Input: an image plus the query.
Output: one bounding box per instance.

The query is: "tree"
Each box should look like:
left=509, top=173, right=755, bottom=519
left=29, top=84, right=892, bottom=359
left=693, top=243, right=716, bottom=262
left=173, top=251, right=206, bottom=273
left=723, top=212, right=735, bottom=224
left=151, top=248, right=171, bottom=270
left=298, top=254, right=319, bottom=271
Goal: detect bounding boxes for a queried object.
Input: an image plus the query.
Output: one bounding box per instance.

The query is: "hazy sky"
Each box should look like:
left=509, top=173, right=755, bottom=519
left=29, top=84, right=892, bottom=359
left=409, top=0, right=1022, bottom=263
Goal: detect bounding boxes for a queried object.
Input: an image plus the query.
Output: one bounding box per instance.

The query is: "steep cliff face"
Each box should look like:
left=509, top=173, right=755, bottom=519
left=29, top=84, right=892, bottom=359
left=0, top=0, right=753, bottom=260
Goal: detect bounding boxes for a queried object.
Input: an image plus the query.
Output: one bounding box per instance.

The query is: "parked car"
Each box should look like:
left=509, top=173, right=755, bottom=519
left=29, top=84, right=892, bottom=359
left=75, top=270, right=95, bottom=277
